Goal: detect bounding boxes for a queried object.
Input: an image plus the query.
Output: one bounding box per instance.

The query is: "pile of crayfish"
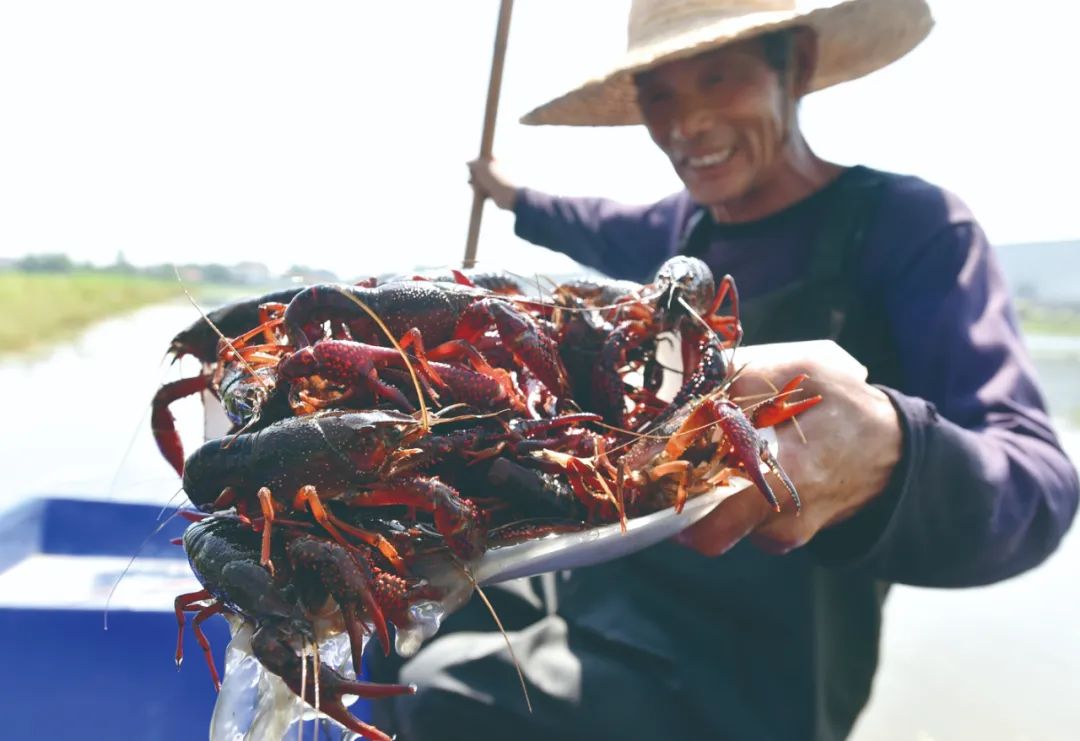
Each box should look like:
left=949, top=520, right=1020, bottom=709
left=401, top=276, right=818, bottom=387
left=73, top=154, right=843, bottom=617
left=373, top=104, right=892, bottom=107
left=156, top=256, right=820, bottom=740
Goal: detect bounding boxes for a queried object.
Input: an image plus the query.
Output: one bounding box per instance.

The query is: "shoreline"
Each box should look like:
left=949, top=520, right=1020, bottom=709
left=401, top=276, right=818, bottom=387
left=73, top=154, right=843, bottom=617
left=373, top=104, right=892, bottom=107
left=0, top=273, right=254, bottom=357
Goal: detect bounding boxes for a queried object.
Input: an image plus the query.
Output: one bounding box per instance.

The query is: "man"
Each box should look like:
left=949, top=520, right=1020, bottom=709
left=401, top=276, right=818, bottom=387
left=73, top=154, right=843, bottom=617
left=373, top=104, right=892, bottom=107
left=369, top=1, right=1079, bottom=738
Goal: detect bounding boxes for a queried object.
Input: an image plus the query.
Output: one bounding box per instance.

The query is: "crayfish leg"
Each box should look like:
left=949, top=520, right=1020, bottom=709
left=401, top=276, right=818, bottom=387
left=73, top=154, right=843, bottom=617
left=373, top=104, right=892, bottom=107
left=648, top=460, right=692, bottom=514
left=256, top=487, right=277, bottom=576
left=396, top=327, right=448, bottom=390
left=174, top=589, right=223, bottom=691
left=174, top=589, right=208, bottom=667
left=563, top=457, right=621, bottom=524
left=415, top=335, right=496, bottom=380
left=704, top=274, right=743, bottom=346
left=295, top=486, right=407, bottom=572
left=191, top=602, right=224, bottom=691
left=354, top=476, right=486, bottom=562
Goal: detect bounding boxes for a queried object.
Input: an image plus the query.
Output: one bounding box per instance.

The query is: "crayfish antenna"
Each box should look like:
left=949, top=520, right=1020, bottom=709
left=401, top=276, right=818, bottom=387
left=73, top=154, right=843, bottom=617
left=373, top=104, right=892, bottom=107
left=298, top=642, right=308, bottom=741
left=465, top=568, right=534, bottom=714
left=312, top=638, right=322, bottom=741
left=156, top=487, right=188, bottom=520
left=616, top=461, right=628, bottom=534
left=105, top=505, right=186, bottom=630
left=172, top=265, right=270, bottom=395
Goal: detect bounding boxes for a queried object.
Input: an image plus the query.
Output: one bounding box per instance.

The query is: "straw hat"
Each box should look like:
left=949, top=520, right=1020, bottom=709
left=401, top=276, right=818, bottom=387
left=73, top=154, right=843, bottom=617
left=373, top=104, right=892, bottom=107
left=522, top=0, right=933, bottom=126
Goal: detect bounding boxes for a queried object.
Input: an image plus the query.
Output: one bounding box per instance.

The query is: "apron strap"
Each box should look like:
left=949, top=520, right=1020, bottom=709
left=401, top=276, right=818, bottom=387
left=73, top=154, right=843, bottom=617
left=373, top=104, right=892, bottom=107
left=806, top=167, right=888, bottom=340
left=677, top=206, right=712, bottom=258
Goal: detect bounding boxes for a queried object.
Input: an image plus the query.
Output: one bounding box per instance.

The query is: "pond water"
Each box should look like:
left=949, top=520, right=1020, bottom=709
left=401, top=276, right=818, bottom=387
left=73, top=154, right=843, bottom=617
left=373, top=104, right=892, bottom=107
left=851, top=339, right=1080, bottom=741
left=0, top=302, right=207, bottom=510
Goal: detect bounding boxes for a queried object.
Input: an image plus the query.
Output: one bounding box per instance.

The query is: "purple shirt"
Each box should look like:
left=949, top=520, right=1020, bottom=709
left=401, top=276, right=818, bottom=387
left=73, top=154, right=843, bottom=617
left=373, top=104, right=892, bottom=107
left=514, top=169, right=1079, bottom=586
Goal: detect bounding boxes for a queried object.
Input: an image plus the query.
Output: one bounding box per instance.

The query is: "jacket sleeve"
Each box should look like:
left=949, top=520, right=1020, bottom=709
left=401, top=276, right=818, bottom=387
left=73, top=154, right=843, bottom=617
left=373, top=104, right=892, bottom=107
left=512, top=188, right=686, bottom=282
left=811, top=219, right=1079, bottom=586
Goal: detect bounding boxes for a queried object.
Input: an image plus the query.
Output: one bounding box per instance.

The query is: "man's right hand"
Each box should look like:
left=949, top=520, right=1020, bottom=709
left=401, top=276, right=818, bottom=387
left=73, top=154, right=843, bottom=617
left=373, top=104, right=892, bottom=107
left=467, top=158, right=519, bottom=211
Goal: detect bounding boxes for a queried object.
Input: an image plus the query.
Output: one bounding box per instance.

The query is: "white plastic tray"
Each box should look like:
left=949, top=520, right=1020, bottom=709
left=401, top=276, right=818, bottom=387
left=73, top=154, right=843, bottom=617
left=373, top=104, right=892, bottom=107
left=471, top=474, right=751, bottom=584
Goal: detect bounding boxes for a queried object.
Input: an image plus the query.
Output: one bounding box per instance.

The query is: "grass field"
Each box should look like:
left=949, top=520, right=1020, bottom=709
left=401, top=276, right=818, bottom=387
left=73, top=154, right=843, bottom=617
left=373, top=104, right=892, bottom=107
left=1016, top=302, right=1080, bottom=337
left=0, top=272, right=205, bottom=355
left=1020, top=316, right=1080, bottom=336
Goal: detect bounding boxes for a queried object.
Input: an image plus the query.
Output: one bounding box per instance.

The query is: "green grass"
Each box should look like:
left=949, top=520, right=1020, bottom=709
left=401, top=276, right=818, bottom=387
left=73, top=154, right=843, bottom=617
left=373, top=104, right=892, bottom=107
left=1016, top=302, right=1080, bottom=337
left=1020, top=317, right=1080, bottom=336
left=0, top=272, right=191, bottom=355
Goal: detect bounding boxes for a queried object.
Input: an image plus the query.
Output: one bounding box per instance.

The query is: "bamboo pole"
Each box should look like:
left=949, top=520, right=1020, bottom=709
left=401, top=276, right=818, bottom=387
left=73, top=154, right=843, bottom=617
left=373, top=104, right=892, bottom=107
left=462, top=0, right=514, bottom=269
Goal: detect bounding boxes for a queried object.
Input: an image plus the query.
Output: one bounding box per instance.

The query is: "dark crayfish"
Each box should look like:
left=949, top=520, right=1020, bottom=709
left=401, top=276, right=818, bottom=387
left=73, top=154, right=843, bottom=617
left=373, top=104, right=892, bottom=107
left=182, top=408, right=601, bottom=568
left=546, top=256, right=742, bottom=428
left=605, top=257, right=742, bottom=423
left=175, top=515, right=416, bottom=741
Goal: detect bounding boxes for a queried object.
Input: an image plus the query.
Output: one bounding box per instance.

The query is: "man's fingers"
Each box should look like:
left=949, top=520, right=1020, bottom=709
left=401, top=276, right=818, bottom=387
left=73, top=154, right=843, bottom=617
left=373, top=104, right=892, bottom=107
left=748, top=529, right=808, bottom=556
left=676, top=488, right=773, bottom=557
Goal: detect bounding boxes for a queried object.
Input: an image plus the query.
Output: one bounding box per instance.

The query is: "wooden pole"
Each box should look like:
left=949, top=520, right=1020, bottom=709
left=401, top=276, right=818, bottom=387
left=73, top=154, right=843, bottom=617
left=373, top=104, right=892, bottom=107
left=462, top=0, right=514, bottom=269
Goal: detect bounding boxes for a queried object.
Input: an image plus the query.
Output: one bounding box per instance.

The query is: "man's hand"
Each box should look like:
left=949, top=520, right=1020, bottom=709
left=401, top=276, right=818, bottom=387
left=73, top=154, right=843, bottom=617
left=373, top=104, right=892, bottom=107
left=676, top=340, right=902, bottom=557
left=467, top=158, right=519, bottom=211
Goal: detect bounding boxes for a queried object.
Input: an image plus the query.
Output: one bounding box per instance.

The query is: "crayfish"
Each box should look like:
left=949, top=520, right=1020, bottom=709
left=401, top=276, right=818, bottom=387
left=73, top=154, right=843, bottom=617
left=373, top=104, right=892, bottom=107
left=182, top=406, right=602, bottom=566
left=175, top=514, right=425, bottom=741
left=151, top=258, right=822, bottom=739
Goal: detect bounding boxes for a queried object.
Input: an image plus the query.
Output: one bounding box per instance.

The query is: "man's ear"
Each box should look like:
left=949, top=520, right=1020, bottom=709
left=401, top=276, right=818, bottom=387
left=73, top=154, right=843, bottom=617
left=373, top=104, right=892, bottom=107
left=791, top=27, right=819, bottom=99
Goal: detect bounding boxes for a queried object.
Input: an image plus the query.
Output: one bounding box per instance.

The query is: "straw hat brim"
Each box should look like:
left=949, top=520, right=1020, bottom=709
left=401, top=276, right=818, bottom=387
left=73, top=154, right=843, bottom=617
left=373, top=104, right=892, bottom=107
left=521, top=0, right=933, bottom=126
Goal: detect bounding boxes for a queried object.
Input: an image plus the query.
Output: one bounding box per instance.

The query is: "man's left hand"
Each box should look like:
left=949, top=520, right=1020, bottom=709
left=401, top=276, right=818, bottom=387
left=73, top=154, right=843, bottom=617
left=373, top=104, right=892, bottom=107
left=676, top=340, right=902, bottom=557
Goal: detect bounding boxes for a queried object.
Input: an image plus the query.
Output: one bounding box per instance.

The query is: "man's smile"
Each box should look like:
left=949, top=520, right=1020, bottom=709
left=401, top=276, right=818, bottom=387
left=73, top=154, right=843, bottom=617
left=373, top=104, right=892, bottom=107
left=685, top=148, right=734, bottom=169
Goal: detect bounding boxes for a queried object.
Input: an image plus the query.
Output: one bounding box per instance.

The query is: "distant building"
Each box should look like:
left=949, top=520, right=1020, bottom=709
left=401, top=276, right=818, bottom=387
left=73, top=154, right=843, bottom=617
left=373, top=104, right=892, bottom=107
left=176, top=265, right=204, bottom=283
left=230, top=261, right=272, bottom=285
left=282, top=266, right=340, bottom=284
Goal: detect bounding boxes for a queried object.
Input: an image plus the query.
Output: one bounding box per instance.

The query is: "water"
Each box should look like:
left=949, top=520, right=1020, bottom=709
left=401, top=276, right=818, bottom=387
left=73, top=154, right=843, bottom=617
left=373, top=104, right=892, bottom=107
left=3, top=309, right=1079, bottom=739
left=0, top=301, right=209, bottom=511
left=1026, top=338, right=1080, bottom=427
left=849, top=352, right=1080, bottom=741
left=851, top=524, right=1080, bottom=741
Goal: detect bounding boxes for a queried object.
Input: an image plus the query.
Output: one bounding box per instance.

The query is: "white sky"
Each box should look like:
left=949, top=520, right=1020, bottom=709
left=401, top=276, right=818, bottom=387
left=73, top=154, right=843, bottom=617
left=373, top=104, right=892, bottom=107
left=1, top=1, right=1078, bottom=279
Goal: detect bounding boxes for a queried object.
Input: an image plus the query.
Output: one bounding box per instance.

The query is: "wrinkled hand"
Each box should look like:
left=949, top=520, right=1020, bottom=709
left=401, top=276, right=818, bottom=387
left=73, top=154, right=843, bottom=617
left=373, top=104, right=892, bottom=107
left=677, top=340, right=902, bottom=557
left=467, top=158, right=519, bottom=211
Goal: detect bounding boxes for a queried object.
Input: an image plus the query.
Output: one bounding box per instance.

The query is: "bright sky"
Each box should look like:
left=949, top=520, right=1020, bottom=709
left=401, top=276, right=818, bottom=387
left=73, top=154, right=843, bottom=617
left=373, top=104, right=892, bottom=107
left=2, top=1, right=1078, bottom=279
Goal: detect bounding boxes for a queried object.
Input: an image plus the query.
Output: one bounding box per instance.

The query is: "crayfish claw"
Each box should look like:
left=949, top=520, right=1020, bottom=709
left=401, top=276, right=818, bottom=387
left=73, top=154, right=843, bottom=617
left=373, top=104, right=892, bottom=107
left=252, top=625, right=412, bottom=741
left=761, top=446, right=802, bottom=513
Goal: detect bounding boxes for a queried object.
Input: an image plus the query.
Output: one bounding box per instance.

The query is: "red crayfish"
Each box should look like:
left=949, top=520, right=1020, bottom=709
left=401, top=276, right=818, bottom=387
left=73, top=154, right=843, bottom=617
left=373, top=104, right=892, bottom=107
left=154, top=257, right=823, bottom=740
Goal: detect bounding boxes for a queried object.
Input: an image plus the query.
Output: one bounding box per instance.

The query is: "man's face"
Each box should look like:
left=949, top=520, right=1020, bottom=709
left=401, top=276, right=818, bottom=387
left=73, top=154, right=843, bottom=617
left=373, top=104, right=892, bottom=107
left=636, top=40, right=793, bottom=207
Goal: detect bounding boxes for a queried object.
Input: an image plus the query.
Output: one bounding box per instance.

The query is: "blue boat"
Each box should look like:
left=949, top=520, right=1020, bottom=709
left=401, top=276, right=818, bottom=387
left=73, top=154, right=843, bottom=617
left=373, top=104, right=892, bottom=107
left=0, top=496, right=370, bottom=740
